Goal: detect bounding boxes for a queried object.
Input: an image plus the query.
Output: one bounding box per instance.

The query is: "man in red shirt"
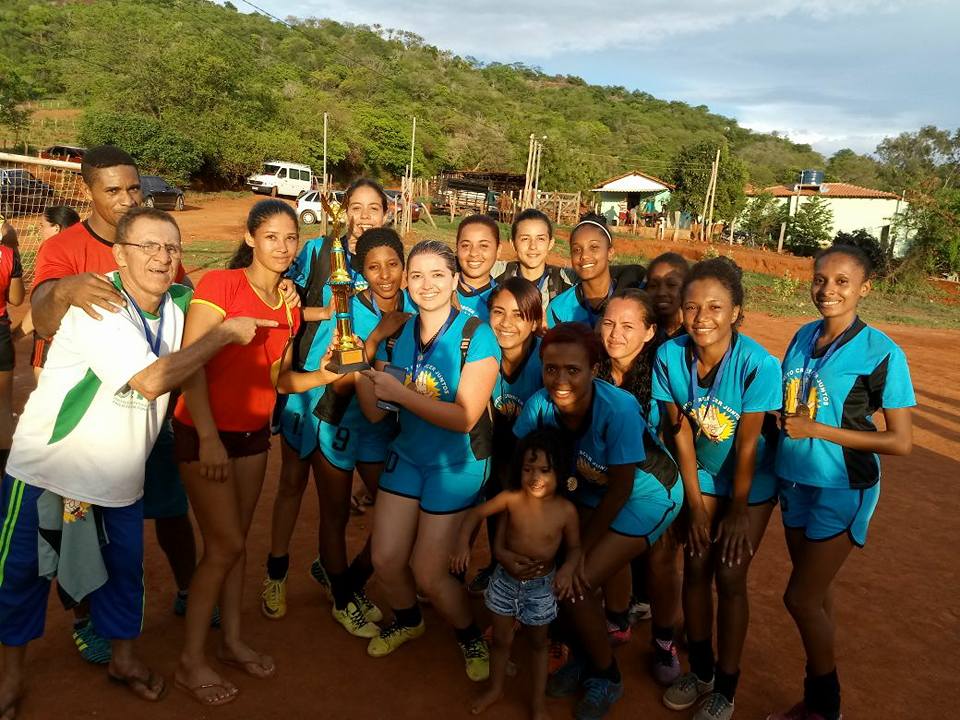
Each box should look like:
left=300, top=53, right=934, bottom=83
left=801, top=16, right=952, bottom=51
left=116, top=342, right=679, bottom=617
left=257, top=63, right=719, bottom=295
left=30, top=145, right=202, bottom=663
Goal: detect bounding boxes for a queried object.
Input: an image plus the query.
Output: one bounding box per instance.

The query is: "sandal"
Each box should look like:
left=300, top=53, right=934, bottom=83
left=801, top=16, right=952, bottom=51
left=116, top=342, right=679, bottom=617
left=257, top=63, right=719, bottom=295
left=218, top=653, right=276, bottom=678
left=174, top=677, right=239, bottom=706
left=108, top=670, right=167, bottom=702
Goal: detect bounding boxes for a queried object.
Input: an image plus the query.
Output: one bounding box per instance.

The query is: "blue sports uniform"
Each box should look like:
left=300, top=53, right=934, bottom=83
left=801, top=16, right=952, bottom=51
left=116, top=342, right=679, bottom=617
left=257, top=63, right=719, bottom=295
left=0, top=477, right=145, bottom=646
left=652, top=333, right=782, bottom=504
left=490, top=338, right=544, bottom=485
left=545, top=265, right=646, bottom=328
left=513, top=379, right=681, bottom=543
left=777, top=318, right=915, bottom=546
left=456, top=279, right=495, bottom=322
left=376, top=309, right=501, bottom=514
left=316, top=290, right=417, bottom=471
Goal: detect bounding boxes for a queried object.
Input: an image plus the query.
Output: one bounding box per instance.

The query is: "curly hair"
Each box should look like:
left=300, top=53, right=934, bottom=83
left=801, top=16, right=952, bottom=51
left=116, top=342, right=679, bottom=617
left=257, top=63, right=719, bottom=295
left=683, top=255, right=745, bottom=328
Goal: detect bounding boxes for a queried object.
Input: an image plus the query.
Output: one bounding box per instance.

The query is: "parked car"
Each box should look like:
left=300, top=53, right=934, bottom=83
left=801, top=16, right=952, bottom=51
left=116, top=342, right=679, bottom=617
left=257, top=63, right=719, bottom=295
left=40, top=145, right=86, bottom=163
left=247, top=161, right=314, bottom=198
left=296, top=190, right=343, bottom=225
left=0, top=169, right=55, bottom=217
left=140, top=175, right=185, bottom=211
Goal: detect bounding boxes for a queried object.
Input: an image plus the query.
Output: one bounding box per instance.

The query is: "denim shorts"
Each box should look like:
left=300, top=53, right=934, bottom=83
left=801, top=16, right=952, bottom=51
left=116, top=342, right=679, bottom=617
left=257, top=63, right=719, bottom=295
left=483, top=564, right=557, bottom=626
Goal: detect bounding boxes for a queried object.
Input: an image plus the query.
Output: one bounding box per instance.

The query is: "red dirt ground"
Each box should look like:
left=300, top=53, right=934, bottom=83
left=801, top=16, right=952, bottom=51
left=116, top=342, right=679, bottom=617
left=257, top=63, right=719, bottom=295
left=5, top=197, right=958, bottom=719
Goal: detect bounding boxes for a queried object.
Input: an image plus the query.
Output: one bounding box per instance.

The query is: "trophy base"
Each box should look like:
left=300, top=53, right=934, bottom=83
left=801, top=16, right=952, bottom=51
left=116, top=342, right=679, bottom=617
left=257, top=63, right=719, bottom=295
left=326, top=348, right=369, bottom=374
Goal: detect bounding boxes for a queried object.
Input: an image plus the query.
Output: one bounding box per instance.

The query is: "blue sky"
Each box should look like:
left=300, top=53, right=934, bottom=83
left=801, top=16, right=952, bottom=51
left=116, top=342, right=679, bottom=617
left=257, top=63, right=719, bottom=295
left=227, top=0, right=957, bottom=158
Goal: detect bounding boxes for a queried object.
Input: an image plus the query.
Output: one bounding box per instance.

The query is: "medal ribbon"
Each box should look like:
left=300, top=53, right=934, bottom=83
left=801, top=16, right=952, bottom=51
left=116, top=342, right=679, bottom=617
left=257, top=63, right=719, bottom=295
left=410, top=307, right=458, bottom=385
left=796, top=319, right=854, bottom=411
left=113, top=275, right=164, bottom=356
left=688, top=343, right=732, bottom=429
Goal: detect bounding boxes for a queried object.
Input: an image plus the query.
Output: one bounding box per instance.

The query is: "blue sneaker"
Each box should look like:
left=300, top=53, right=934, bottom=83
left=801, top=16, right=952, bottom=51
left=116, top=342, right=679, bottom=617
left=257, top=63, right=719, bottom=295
left=546, top=655, right=586, bottom=698
left=72, top=620, right=111, bottom=665
left=575, top=677, right=624, bottom=720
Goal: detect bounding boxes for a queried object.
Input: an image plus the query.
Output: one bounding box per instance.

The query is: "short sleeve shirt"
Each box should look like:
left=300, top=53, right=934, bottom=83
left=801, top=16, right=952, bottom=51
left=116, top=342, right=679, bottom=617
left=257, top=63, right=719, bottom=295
left=375, top=309, right=500, bottom=467
left=8, top=272, right=191, bottom=506
left=456, top=280, right=495, bottom=322
left=514, top=379, right=678, bottom=499
left=652, top=333, right=781, bottom=483
left=776, top=319, right=915, bottom=489
left=0, top=245, right=21, bottom=317
left=173, top=269, right=302, bottom=432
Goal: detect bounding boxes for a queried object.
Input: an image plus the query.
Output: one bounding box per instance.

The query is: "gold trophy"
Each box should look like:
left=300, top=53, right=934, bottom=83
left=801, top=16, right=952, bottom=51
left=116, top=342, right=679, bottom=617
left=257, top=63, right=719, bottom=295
left=325, top=238, right=369, bottom=373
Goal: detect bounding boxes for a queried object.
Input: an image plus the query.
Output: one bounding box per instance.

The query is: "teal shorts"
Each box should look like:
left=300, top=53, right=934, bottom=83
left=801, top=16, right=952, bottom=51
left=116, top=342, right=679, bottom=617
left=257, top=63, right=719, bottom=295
left=699, top=467, right=778, bottom=505
left=378, top=451, right=488, bottom=514
left=317, top=420, right=392, bottom=472
left=779, top=480, right=880, bottom=548
left=575, top=480, right=683, bottom=545
left=277, top=389, right=321, bottom=458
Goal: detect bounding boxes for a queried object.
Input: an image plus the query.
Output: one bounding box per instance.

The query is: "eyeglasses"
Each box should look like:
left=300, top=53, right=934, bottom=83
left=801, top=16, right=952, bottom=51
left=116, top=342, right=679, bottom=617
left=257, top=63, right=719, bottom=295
left=116, top=241, right=182, bottom=258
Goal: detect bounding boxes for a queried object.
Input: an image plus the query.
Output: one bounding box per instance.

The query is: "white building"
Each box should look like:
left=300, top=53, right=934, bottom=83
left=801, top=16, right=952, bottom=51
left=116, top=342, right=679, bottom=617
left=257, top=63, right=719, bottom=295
left=747, top=181, right=910, bottom=255
left=592, top=171, right=673, bottom=225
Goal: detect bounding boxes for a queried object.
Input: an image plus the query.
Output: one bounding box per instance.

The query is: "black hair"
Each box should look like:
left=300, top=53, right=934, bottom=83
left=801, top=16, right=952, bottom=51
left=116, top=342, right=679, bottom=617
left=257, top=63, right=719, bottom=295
left=510, top=208, right=553, bottom=242
left=648, top=251, right=689, bottom=277
left=354, top=227, right=405, bottom=272
left=570, top=212, right=612, bottom=247
left=487, top=276, right=544, bottom=328
left=229, top=199, right=298, bottom=269
left=457, top=213, right=500, bottom=245
left=80, top=145, right=138, bottom=187
left=115, top=206, right=180, bottom=245
left=815, top=243, right=874, bottom=280
left=43, top=205, right=81, bottom=232
left=598, top=288, right=657, bottom=419
left=407, top=239, right=457, bottom=275
left=508, top=427, right=575, bottom=497
left=344, top=177, right=388, bottom=211
left=683, top=256, right=745, bottom=328
left=540, top=321, right=603, bottom=368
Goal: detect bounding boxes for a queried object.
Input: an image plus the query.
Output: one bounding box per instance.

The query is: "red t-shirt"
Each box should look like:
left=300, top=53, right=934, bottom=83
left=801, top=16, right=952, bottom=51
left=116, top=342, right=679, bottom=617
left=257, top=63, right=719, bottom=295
left=32, top=220, right=187, bottom=289
left=173, top=269, right=302, bottom=432
left=0, top=245, right=22, bottom=318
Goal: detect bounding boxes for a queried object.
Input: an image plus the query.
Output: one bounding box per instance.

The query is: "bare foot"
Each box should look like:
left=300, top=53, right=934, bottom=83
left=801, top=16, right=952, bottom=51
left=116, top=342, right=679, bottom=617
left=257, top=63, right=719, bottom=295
left=108, top=656, right=165, bottom=701
left=471, top=686, right=503, bottom=715
left=0, top=675, right=22, bottom=720
left=174, top=661, right=239, bottom=706
left=217, top=639, right=275, bottom=678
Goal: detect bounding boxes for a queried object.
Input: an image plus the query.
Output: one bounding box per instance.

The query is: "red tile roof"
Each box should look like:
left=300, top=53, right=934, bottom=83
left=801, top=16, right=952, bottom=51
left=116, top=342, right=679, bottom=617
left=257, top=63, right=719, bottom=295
left=747, top=182, right=898, bottom=200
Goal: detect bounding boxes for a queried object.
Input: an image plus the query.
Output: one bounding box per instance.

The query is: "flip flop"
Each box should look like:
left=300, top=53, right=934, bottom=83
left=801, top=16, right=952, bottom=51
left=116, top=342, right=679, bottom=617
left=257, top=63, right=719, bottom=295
left=174, top=677, right=239, bottom=706
left=108, top=670, right=167, bottom=702
left=217, top=653, right=276, bottom=678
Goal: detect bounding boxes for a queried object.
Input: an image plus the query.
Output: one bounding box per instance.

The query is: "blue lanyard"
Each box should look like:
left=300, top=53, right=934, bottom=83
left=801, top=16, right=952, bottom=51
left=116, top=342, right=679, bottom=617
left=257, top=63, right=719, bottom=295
left=411, top=307, right=457, bottom=382
left=458, top=278, right=493, bottom=298
left=798, top=319, right=853, bottom=405
left=689, top=342, right=732, bottom=415
left=114, top=276, right=164, bottom=356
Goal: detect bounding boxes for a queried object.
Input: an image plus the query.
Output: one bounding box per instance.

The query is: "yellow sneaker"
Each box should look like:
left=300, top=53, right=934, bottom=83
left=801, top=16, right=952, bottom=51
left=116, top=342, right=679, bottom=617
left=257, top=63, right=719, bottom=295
left=332, top=601, right=381, bottom=639
left=354, top=589, right=383, bottom=623
left=367, top=619, right=426, bottom=658
left=460, top=636, right=490, bottom=682
left=260, top=576, right=287, bottom=620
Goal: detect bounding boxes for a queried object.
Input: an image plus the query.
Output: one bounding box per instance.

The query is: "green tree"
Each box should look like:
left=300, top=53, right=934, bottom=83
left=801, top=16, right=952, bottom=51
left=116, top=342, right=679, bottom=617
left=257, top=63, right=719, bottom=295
left=833, top=228, right=888, bottom=275
left=895, top=185, right=960, bottom=275
left=739, top=191, right=784, bottom=247
left=877, top=126, right=960, bottom=191
left=787, top=196, right=833, bottom=256
left=0, top=62, right=30, bottom=132
left=668, top=140, right=748, bottom=222
left=825, top=149, right=883, bottom=189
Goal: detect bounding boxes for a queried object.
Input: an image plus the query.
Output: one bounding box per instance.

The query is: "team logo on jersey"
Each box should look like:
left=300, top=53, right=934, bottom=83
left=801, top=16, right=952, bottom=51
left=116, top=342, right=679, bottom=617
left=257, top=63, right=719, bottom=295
left=494, top=394, right=523, bottom=419
left=690, top=403, right=735, bottom=443
left=784, top=377, right=819, bottom=419
left=406, top=368, right=447, bottom=399
left=576, top=453, right=608, bottom=485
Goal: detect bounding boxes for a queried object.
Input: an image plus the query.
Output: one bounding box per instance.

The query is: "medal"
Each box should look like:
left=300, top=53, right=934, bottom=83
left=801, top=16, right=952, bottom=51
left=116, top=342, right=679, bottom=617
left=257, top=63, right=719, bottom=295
left=796, top=402, right=810, bottom=417
left=689, top=342, right=733, bottom=444
left=796, top=319, right=855, bottom=419
left=695, top=404, right=725, bottom=442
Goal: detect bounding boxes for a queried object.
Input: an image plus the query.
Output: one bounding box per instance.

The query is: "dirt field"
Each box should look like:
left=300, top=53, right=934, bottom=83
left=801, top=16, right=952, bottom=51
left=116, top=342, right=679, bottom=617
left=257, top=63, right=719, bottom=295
left=5, top=195, right=958, bottom=719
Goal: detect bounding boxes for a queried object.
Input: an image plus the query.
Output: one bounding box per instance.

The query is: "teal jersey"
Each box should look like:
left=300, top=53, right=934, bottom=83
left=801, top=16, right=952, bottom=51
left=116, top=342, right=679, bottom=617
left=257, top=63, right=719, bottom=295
left=375, top=309, right=501, bottom=468
left=456, top=279, right=495, bottom=322
left=652, top=332, right=781, bottom=484
left=776, top=318, right=915, bottom=489
left=513, top=379, right=678, bottom=500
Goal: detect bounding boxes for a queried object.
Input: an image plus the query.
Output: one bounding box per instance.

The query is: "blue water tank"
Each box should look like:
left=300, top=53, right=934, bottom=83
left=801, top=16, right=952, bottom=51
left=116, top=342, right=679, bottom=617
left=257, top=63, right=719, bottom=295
left=799, top=169, right=825, bottom=186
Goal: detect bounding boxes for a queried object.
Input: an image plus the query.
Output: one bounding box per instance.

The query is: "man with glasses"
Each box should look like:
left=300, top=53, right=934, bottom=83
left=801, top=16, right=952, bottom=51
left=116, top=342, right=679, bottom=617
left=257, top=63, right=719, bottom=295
left=0, top=207, right=274, bottom=712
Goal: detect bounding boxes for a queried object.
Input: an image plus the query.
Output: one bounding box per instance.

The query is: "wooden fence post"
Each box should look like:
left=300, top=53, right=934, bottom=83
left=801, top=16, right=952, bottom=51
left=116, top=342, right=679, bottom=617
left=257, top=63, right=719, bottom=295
left=777, top=222, right=787, bottom=253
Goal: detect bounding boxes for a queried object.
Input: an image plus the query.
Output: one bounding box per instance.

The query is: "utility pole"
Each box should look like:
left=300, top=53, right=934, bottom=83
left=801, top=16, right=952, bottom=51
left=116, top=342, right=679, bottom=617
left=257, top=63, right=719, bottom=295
left=523, top=133, right=535, bottom=208
left=404, top=116, right=417, bottom=235
left=706, top=146, right=721, bottom=240
left=322, top=111, right=329, bottom=236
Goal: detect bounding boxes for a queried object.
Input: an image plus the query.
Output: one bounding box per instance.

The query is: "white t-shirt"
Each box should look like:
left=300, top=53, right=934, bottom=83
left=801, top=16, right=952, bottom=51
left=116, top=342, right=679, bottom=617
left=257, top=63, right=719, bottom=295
left=8, top=273, right=191, bottom=506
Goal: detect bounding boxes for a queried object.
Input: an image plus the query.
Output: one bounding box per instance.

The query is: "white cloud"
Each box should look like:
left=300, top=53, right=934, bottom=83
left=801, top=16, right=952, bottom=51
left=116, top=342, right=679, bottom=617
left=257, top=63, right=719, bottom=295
left=256, top=0, right=922, bottom=59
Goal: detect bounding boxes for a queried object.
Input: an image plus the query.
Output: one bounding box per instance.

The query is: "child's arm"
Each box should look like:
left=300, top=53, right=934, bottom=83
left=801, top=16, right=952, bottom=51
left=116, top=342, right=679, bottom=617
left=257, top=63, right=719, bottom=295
left=554, top=502, right=584, bottom=602
left=450, top=491, right=513, bottom=574
left=302, top=305, right=332, bottom=322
